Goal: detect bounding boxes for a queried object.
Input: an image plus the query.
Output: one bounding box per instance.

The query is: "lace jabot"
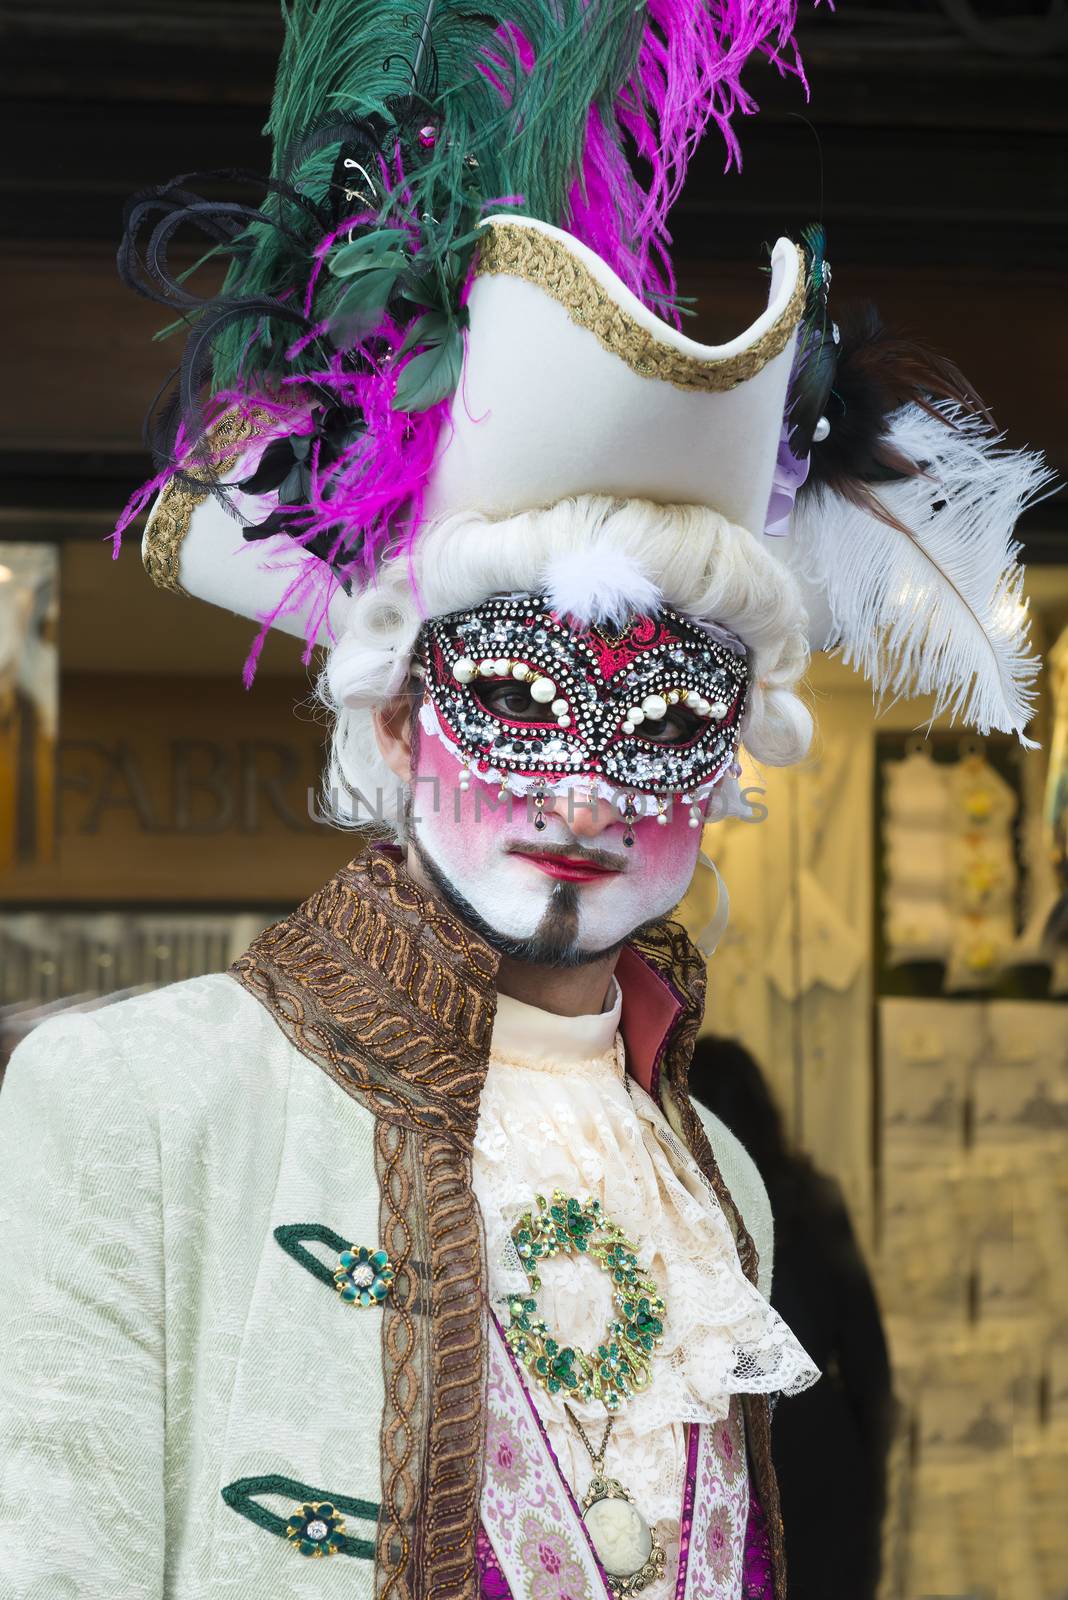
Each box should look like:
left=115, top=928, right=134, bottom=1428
left=472, top=986, right=818, bottom=1576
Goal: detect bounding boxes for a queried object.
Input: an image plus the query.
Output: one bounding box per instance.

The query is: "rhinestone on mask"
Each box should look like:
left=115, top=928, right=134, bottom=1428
left=418, top=593, right=748, bottom=802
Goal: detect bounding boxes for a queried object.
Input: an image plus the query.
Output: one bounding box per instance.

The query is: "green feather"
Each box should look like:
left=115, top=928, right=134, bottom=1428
left=209, top=0, right=646, bottom=392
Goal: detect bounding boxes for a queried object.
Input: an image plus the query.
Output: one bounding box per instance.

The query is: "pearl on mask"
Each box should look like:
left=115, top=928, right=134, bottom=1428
left=530, top=676, right=557, bottom=704
left=427, top=594, right=750, bottom=800
left=656, top=798, right=668, bottom=827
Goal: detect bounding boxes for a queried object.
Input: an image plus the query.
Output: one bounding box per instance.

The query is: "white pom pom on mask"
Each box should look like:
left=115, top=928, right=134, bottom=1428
left=540, top=545, right=662, bottom=628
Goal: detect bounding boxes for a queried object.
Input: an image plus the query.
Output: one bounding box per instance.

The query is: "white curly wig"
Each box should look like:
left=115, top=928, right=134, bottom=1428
left=317, top=495, right=813, bottom=833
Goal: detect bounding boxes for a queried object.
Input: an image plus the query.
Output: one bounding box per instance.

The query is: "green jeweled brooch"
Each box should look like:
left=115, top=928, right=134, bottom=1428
left=284, top=1500, right=346, bottom=1557
left=333, top=1245, right=394, bottom=1306
left=505, top=1191, right=666, bottom=1412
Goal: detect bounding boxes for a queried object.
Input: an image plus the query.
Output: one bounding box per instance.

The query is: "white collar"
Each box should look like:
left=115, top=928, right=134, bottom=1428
left=491, top=978, right=622, bottom=1066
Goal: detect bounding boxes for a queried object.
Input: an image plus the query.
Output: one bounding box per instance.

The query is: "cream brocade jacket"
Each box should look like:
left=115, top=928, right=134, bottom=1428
left=0, top=853, right=791, bottom=1599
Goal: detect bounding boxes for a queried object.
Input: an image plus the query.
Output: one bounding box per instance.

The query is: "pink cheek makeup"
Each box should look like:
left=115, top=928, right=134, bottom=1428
left=412, top=732, right=536, bottom=841
left=627, top=807, right=705, bottom=884
left=415, top=721, right=706, bottom=859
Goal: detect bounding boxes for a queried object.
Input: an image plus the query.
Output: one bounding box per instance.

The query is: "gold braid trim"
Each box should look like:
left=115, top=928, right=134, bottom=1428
left=474, top=224, right=806, bottom=394
left=230, top=856, right=496, bottom=1138
left=142, top=408, right=266, bottom=596
left=375, top=1118, right=422, bottom=1600
left=418, top=1133, right=487, bottom=1597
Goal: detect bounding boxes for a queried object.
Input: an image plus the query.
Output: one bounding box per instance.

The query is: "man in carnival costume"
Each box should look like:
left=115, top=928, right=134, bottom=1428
left=0, top=4, right=1048, bottom=1597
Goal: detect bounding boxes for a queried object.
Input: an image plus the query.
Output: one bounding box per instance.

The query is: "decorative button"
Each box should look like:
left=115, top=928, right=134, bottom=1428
left=333, top=1245, right=395, bottom=1307
left=285, top=1500, right=346, bottom=1557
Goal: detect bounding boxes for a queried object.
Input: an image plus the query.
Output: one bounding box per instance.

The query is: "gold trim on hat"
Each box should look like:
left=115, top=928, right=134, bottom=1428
left=142, top=408, right=264, bottom=595
left=474, top=224, right=805, bottom=394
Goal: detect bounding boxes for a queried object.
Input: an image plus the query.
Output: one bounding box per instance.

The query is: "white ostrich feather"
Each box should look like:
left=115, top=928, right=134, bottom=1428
left=789, top=402, right=1054, bottom=745
left=541, top=544, right=662, bottom=627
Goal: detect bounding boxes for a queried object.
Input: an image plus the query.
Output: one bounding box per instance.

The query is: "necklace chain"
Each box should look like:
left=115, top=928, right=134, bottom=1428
left=564, top=1402, right=614, bottom=1470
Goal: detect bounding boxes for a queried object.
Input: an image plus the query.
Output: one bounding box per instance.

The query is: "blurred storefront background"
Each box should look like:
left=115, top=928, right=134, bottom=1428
left=2, top=3, right=1066, bottom=1596
left=680, top=608, right=1068, bottom=1600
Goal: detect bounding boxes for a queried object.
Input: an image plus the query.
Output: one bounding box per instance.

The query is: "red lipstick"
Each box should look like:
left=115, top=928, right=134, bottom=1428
left=515, top=851, right=622, bottom=883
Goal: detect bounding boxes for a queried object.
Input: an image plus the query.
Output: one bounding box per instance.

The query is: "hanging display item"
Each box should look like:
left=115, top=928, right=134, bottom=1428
left=879, top=740, right=1027, bottom=989
left=883, top=749, right=953, bottom=965
left=505, top=1190, right=666, bottom=1411
left=944, top=751, right=1019, bottom=991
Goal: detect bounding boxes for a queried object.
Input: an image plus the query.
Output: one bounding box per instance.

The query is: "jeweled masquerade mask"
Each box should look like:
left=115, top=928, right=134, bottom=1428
left=417, top=593, right=749, bottom=811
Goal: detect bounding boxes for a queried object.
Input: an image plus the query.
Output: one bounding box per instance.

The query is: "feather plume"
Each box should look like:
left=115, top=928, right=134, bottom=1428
left=791, top=302, right=980, bottom=489
left=789, top=402, right=1054, bottom=744
left=121, top=0, right=808, bottom=412
left=542, top=546, right=662, bottom=628
left=115, top=0, right=809, bottom=681
left=786, top=222, right=836, bottom=457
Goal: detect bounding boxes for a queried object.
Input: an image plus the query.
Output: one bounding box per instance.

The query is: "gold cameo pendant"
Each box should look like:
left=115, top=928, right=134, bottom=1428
left=581, top=1472, right=666, bottom=1596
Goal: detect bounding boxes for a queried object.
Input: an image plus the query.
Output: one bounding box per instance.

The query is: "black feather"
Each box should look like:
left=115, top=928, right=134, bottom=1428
left=117, top=170, right=338, bottom=467
left=797, top=303, right=983, bottom=509
left=787, top=223, right=839, bottom=458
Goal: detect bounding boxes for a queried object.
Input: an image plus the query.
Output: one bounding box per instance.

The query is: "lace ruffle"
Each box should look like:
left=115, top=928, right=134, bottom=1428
left=472, top=1037, right=819, bottom=1536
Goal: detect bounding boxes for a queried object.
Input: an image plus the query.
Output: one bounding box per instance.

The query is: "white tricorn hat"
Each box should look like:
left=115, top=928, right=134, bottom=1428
left=142, top=215, right=803, bottom=633
left=140, top=213, right=1047, bottom=741
left=423, top=216, right=804, bottom=535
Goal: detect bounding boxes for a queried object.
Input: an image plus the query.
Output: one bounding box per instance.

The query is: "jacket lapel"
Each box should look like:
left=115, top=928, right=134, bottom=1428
left=621, top=922, right=786, bottom=1600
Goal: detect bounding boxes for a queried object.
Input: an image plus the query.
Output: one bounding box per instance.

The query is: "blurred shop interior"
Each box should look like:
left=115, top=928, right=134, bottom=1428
left=2, top=3, right=1067, bottom=1597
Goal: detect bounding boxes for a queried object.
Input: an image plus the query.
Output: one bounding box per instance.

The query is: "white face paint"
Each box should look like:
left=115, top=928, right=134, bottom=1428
left=408, top=731, right=703, bottom=961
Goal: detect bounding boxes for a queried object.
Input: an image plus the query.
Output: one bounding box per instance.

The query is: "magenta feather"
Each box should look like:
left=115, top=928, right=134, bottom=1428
left=114, top=1, right=814, bottom=682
